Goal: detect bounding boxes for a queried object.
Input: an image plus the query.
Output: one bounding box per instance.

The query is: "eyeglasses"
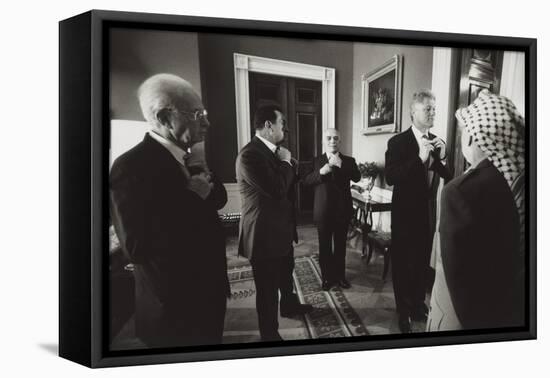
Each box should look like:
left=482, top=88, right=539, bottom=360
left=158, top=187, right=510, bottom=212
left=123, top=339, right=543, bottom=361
left=421, top=106, right=436, bottom=114
left=175, top=108, right=208, bottom=121
left=325, top=136, right=340, bottom=141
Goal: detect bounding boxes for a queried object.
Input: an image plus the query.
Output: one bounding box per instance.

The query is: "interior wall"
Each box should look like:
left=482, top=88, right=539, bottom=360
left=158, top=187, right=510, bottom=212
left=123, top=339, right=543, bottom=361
left=110, top=28, right=202, bottom=121
left=350, top=43, right=433, bottom=232
left=199, top=33, right=354, bottom=182
left=109, top=120, right=150, bottom=169
left=352, top=43, right=434, bottom=178
left=501, top=51, right=526, bottom=116
left=108, top=29, right=434, bottom=188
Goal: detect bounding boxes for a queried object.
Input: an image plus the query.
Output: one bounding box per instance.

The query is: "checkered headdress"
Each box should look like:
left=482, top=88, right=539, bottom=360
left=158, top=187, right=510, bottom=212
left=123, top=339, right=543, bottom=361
left=455, top=89, right=525, bottom=190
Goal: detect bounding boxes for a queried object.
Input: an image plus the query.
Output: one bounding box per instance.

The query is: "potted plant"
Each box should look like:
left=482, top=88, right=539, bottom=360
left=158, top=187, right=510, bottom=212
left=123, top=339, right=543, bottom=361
left=358, top=162, right=382, bottom=196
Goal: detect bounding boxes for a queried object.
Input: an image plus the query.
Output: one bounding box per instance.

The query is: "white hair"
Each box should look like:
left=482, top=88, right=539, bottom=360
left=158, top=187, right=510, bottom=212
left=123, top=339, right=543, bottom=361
left=324, top=128, right=340, bottom=136
left=410, top=89, right=436, bottom=121
left=137, top=73, right=193, bottom=126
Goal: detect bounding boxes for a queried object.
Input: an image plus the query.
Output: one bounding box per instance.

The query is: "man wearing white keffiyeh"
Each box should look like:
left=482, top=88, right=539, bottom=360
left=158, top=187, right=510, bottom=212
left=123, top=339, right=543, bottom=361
left=426, top=90, right=525, bottom=331
left=455, top=90, right=526, bottom=256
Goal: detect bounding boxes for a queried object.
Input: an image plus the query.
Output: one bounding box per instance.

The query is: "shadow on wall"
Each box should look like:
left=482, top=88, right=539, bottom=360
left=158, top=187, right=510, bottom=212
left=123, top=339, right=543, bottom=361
left=110, top=29, right=202, bottom=121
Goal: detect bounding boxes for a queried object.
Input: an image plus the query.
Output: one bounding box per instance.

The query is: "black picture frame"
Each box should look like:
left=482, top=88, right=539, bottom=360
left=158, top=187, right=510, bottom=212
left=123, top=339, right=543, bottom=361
left=59, top=9, right=537, bottom=368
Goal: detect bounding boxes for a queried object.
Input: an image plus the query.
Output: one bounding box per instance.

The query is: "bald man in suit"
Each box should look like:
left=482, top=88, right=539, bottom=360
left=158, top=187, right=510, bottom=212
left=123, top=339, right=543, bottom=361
left=303, top=129, right=361, bottom=291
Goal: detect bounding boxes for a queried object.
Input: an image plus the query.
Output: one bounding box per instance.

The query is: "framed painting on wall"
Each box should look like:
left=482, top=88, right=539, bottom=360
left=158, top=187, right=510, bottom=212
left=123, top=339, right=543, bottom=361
left=361, top=54, right=403, bottom=135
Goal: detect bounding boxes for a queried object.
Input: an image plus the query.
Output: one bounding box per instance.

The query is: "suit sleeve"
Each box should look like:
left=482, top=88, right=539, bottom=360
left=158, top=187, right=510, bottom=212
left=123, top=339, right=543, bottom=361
left=109, top=161, right=149, bottom=264
left=433, top=159, right=453, bottom=182
left=302, top=158, right=329, bottom=186
left=206, top=173, right=228, bottom=210
left=429, top=138, right=452, bottom=182
left=385, top=137, right=423, bottom=186
left=237, top=148, right=296, bottom=199
left=348, top=157, right=361, bottom=183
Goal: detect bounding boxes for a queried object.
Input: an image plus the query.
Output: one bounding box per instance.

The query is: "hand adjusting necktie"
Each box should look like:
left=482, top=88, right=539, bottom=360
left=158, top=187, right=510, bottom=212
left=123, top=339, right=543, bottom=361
left=422, top=135, right=434, bottom=186
left=180, top=152, right=191, bottom=179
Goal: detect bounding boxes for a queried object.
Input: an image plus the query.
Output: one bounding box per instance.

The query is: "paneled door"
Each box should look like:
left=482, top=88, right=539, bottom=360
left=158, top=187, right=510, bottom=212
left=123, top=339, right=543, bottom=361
left=249, top=72, right=322, bottom=222
left=448, top=49, right=503, bottom=177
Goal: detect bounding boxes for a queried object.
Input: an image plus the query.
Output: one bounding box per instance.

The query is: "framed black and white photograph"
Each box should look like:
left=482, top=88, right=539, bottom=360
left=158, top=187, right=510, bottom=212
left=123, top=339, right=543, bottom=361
left=361, top=54, right=403, bottom=134
left=59, top=9, right=537, bottom=368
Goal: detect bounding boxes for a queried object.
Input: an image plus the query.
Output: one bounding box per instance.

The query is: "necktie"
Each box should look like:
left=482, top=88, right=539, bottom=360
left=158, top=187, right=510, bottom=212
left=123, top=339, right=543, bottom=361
left=179, top=153, right=191, bottom=179
left=422, top=135, right=434, bottom=187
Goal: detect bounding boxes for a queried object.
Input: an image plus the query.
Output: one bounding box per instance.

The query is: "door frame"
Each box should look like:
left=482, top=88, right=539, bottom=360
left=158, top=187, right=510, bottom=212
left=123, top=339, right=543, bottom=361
left=233, top=53, right=336, bottom=151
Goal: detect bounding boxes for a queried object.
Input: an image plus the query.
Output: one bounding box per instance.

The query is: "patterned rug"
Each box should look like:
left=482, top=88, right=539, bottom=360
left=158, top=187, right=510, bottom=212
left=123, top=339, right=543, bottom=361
left=223, top=254, right=368, bottom=343
left=295, top=255, right=368, bottom=338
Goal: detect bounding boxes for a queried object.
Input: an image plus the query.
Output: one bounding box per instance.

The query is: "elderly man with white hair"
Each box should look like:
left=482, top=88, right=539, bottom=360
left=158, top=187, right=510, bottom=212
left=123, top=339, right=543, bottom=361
left=110, top=74, right=229, bottom=348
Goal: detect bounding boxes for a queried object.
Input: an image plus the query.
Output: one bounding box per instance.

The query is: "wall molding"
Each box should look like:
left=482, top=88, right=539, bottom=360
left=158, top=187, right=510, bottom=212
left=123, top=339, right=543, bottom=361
left=233, top=53, right=336, bottom=151
left=430, top=47, right=454, bottom=234
left=431, top=47, right=454, bottom=142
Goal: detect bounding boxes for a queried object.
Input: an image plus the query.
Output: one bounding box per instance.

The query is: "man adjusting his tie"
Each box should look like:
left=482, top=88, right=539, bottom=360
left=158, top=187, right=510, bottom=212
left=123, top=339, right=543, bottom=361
left=304, top=128, right=361, bottom=291
left=385, top=89, right=451, bottom=333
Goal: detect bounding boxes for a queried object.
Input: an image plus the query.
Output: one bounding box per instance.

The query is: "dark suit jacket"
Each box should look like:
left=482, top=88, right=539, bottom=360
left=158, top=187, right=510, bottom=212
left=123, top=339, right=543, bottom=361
left=110, top=134, right=229, bottom=344
left=303, top=153, right=361, bottom=224
left=440, top=158, right=523, bottom=329
left=385, top=127, right=452, bottom=250
left=236, top=136, right=298, bottom=261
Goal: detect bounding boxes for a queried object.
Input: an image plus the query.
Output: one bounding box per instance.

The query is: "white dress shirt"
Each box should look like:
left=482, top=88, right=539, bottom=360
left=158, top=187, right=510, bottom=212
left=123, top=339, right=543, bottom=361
left=148, top=131, right=191, bottom=178
left=256, top=134, right=292, bottom=165
left=411, top=125, right=446, bottom=163
left=256, top=134, right=277, bottom=153
left=411, top=124, right=430, bottom=152
left=326, top=151, right=341, bottom=165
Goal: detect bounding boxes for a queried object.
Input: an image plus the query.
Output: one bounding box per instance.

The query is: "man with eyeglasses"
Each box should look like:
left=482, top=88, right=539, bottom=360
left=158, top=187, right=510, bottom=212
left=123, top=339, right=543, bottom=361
left=303, top=128, right=361, bottom=291
left=110, top=74, right=230, bottom=348
left=385, top=89, right=451, bottom=333
left=236, top=104, right=313, bottom=342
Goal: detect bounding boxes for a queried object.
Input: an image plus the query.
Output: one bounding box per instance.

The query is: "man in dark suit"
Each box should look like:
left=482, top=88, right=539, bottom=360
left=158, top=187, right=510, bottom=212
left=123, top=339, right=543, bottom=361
left=236, top=104, right=313, bottom=342
left=110, top=74, right=229, bottom=348
left=385, top=89, right=452, bottom=333
left=428, top=90, right=524, bottom=330
left=303, top=128, right=361, bottom=290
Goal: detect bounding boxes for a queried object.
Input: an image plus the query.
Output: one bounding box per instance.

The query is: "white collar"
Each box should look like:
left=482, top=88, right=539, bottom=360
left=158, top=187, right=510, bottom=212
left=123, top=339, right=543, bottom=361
left=148, top=131, right=190, bottom=167
left=411, top=125, right=429, bottom=147
left=256, top=134, right=277, bottom=153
